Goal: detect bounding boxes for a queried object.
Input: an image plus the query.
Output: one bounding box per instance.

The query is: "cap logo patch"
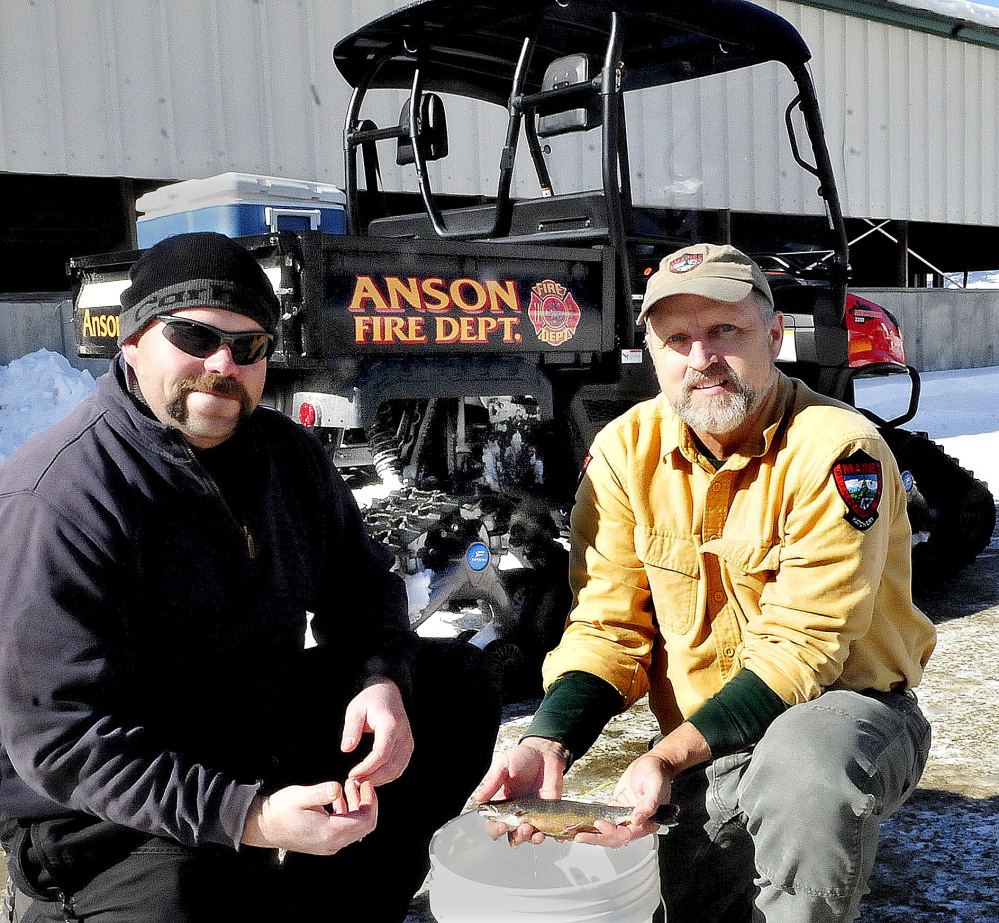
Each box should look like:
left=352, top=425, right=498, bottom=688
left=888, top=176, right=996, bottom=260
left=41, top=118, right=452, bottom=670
left=670, top=253, right=704, bottom=274
left=833, top=449, right=882, bottom=531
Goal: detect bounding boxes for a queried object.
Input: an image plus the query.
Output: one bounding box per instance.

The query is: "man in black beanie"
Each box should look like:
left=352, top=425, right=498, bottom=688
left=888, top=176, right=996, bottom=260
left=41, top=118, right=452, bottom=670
left=0, top=232, right=498, bottom=921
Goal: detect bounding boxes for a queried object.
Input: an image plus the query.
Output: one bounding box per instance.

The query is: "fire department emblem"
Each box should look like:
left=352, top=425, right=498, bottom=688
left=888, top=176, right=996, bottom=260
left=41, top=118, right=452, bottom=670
left=832, top=449, right=882, bottom=531
left=670, top=252, right=704, bottom=274
left=528, top=280, right=581, bottom=347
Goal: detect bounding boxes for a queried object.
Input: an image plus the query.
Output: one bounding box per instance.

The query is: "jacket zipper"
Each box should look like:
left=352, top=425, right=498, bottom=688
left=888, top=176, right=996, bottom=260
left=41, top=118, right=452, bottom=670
left=184, top=444, right=257, bottom=559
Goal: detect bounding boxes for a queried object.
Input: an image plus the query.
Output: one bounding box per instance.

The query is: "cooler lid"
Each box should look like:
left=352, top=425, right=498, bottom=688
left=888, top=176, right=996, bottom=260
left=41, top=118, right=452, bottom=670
left=137, top=172, right=346, bottom=216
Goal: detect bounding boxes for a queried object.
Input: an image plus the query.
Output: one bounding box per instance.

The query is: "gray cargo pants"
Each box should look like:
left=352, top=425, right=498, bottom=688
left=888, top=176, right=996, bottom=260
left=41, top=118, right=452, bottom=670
left=657, top=688, right=931, bottom=923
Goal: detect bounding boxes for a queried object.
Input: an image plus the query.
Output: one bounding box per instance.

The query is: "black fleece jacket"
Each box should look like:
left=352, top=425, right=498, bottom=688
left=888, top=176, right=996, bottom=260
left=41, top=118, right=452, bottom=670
left=0, top=360, right=415, bottom=849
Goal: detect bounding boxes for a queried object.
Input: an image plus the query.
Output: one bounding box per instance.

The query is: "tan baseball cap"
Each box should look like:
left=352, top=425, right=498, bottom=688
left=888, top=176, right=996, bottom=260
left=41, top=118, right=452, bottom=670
left=636, top=243, right=774, bottom=325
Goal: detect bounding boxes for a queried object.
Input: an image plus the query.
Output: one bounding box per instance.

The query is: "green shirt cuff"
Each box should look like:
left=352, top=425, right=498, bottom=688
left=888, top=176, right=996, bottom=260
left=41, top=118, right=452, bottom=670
left=524, top=671, right=622, bottom=767
left=687, top=668, right=789, bottom=757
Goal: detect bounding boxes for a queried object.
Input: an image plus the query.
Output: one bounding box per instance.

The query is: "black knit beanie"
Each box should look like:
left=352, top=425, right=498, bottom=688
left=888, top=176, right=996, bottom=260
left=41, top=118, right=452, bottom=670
left=117, top=232, right=280, bottom=345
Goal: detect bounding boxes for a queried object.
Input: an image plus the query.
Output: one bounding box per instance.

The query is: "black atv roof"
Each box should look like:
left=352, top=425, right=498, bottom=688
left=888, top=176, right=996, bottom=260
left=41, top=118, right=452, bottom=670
left=333, top=0, right=811, bottom=104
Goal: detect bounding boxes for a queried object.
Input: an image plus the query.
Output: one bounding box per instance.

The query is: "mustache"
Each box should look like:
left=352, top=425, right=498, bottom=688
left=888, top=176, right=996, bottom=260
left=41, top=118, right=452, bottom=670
left=166, top=374, right=252, bottom=426
left=179, top=374, right=249, bottom=401
left=682, top=362, right=737, bottom=391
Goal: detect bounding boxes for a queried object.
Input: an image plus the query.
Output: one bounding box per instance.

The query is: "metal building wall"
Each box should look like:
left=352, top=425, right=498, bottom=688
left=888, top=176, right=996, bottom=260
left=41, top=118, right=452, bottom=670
left=771, top=0, right=999, bottom=226
left=2, top=0, right=998, bottom=228
left=0, top=0, right=380, bottom=185
left=348, top=0, right=999, bottom=234
left=610, top=0, right=999, bottom=226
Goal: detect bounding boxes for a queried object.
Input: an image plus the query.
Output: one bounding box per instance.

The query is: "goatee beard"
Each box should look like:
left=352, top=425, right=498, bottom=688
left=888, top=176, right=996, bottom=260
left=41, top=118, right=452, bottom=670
left=166, top=374, right=252, bottom=426
left=672, top=363, right=773, bottom=435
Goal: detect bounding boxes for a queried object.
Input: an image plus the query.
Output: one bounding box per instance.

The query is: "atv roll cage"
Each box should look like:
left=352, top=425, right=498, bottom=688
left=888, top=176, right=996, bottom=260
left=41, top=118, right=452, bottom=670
left=335, top=0, right=850, bottom=349
left=66, top=0, right=997, bottom=607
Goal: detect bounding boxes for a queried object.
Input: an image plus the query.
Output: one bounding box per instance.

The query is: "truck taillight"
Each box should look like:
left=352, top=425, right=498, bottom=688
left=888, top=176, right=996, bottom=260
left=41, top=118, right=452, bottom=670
left=299, top=402, right=318, bottom=427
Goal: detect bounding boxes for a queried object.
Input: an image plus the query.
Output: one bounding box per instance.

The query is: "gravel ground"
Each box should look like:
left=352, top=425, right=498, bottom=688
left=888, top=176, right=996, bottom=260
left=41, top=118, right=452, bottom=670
left=406, top=518, right=999, bottom=923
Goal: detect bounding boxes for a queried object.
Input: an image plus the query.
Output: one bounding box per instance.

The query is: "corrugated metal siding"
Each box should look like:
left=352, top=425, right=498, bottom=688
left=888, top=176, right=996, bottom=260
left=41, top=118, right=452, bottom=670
left=770, top=0, right=999, bottom=225
left=2, top=0, right=999, bottom=227
left=354, top=0, right=999, bottom=226
left=0, top=0, right=363, bottom=184
left=612, top=0, right=999, bottom=225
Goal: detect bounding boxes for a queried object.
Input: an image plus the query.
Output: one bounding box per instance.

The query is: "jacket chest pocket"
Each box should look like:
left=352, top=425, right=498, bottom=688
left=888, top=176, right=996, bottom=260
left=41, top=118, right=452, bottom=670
left=701, top=537, right=781, bottom=602
left=635, top=529, right=700, bottom=634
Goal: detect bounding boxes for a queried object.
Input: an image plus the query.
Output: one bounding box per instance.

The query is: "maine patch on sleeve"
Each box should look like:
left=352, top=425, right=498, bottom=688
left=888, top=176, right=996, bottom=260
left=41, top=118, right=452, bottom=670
left=832, top=449, right=882, bottom=531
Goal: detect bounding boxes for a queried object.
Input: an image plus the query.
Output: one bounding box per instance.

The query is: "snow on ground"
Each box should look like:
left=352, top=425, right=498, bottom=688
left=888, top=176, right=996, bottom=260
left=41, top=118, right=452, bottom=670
left=854, top=366, right=999, bottom=498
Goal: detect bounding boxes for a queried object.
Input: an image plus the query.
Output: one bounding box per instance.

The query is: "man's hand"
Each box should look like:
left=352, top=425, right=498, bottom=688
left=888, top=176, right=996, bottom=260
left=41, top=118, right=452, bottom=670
left=570, top=753, right=674, bottom=848
left=241, top=779, right=376, bottom=855
left=473, top=736, right=570, bottom=846
left=341, top=678, right=414, bottom=785
left=573, top=720, right=710, bottom=849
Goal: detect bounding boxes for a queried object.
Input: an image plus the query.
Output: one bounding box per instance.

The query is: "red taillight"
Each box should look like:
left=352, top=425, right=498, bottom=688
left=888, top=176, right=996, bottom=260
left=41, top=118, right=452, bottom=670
left=845, top=294, right=906, bottom=368
left=299, top=402, right=318, bottom=427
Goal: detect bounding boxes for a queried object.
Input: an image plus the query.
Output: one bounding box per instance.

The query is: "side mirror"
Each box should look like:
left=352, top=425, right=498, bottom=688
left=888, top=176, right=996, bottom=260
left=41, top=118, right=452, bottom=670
left=537, top=54, right=603, bottom=138
left=397, top=93, right=449, bottom=166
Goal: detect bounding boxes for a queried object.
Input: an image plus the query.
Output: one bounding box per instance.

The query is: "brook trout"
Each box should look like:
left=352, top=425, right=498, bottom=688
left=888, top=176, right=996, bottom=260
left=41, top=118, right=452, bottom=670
left=476, top=797, right=679, bottom=839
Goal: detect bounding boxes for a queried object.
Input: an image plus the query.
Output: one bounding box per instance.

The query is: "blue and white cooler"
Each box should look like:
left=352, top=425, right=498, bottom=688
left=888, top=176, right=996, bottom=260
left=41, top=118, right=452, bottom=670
left=135, top=172, right=347, bottom=247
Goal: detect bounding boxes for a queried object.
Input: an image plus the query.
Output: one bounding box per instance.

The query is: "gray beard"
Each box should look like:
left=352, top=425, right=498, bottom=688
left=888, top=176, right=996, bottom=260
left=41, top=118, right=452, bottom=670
left=671, top=365, right=773, bottom=436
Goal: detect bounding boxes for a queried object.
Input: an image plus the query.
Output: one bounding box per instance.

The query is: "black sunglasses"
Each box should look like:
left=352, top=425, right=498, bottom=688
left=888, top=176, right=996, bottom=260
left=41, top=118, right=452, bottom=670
left=159, top=317, right=275, bottom=366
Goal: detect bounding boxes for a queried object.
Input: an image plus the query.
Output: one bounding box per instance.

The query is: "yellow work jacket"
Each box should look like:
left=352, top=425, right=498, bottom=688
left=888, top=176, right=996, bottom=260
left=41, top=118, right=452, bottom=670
left=543, top=372, right=936, bottom=735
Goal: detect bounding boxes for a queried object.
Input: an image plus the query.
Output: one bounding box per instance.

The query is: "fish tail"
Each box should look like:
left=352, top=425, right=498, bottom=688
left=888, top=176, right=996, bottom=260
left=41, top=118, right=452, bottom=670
left=652, top=803, right=680, bottom=826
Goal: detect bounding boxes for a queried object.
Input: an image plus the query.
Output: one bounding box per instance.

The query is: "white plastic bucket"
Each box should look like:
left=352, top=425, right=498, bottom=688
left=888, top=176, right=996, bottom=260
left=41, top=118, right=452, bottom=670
left=428, top=810, right=661, bottom=922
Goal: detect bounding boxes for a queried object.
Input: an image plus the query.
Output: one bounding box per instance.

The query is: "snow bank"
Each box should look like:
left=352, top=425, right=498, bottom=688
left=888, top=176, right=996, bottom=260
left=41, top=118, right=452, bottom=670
left=0, top=350, right=98, bottom=465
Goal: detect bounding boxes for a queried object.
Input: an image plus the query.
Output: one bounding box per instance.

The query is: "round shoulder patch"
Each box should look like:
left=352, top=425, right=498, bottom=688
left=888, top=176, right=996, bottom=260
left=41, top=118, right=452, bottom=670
left=832, top=449, right=882, bottom=531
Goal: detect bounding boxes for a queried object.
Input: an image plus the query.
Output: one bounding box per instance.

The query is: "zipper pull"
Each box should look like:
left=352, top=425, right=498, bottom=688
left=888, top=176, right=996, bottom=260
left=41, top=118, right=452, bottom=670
left=244, top=526, right=257, bottom=559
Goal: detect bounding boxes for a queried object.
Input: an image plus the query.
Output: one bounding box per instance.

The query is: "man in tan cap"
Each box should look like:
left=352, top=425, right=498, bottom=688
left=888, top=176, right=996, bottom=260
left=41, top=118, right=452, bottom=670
left=475, top=243, right=935, bottom=922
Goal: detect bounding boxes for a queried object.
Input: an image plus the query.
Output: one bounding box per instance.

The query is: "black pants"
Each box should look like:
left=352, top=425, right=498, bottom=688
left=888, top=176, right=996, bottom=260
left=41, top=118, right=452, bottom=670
left=4, top=638, right=501, bottom=923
